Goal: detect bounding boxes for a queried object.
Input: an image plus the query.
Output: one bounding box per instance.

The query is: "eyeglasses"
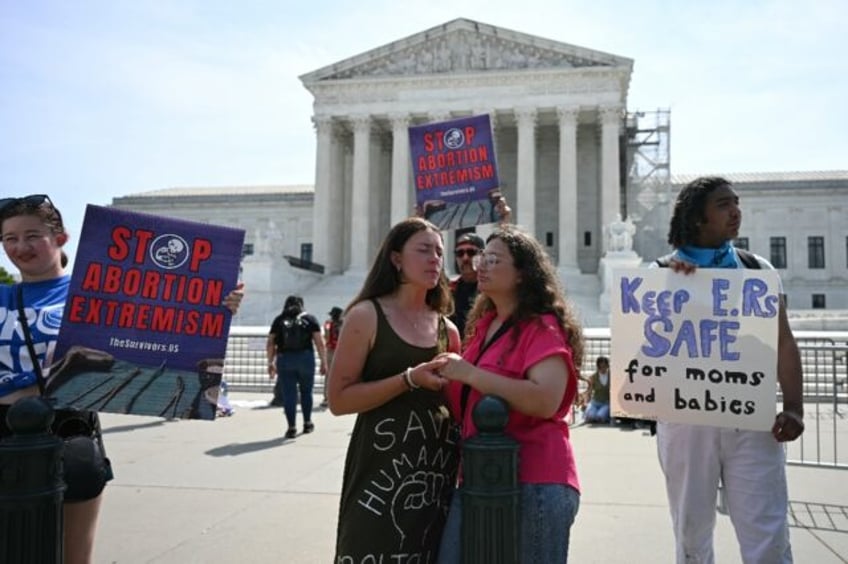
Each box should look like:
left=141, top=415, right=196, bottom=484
left=454, top=248, right=480, bottom=258
left=0, top=194, right=62, bottom=223
left=475, top=252, right=504, bottom=268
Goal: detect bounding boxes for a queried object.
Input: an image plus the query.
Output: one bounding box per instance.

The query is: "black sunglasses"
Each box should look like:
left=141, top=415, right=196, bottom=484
left=454, top=248, right=480, bottom=258
left=0, top=194, right=62, bottom=222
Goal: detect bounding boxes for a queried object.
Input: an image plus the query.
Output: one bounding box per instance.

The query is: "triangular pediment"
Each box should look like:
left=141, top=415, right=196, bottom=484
left=300, top=18, right=632, bottom=84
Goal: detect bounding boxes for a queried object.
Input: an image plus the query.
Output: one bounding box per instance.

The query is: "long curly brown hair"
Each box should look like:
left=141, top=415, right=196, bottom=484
left=465, top=225, right=584, bottom=367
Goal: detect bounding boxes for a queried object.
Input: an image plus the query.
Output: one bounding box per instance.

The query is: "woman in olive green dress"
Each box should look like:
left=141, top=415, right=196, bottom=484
left=327, top=217, right=461, bottom=563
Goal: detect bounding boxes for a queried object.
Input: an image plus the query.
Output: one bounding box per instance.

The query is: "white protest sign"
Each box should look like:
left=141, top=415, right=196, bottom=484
left=611, top=268, right=780, bottom=431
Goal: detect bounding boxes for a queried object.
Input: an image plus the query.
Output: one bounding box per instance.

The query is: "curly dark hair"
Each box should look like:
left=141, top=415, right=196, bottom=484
left=347, top=217, right=453, bottom=315
left=667, top=176, right=731, bottom=248
left=465, top=225, right=584, bottom=368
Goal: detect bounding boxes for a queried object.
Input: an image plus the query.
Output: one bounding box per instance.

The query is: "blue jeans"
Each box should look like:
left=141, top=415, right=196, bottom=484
left=437, top=483, right=580, bottom=563
left=585, top=400, right=610, bottom=422
left=275, top=349, right=315, bottom=428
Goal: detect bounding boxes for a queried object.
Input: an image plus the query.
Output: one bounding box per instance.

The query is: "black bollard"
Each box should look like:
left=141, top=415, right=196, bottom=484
left=0, top=397, right=65, bottom=564
left=461, top=394, right=519, bottom=564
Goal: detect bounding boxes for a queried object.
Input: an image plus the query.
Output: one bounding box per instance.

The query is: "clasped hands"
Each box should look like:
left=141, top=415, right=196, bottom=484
left=408, top=353, right=474, bottom=391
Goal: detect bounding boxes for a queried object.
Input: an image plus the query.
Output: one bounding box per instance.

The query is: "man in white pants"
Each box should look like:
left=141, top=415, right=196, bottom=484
left=654, top=176, right=805, bottom=563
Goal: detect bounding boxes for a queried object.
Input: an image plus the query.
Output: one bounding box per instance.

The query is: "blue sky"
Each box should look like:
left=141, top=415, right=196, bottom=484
left=2, top=0, right=846, bottom=272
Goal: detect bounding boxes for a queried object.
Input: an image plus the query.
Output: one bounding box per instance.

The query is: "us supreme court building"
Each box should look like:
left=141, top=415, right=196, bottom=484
left=113, top=19, right=848, bottom=326
left=300, top=17, right=635, bottom=275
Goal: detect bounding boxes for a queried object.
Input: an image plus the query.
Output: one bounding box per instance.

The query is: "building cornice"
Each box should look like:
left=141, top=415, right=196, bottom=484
left=309, top=67, right=629, bottom=114
left=672, top=171, right=848, bottom=185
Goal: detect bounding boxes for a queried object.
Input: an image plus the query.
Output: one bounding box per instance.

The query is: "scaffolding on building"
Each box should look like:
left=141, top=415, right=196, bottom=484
left=624, top=108, right=672, bottom=262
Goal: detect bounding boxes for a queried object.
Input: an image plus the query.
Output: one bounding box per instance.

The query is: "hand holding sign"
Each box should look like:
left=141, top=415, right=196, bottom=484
left=409, top=114, right=501, bottom=230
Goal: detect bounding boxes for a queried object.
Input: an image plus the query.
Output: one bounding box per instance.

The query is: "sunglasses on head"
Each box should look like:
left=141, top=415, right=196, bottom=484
left=454, top=248, right=480, bottom=258
left=0, top=194, right=62, bottom=222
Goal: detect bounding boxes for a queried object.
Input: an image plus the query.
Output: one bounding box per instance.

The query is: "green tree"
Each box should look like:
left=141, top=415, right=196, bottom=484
left=0, top=266, right=15, bottom=285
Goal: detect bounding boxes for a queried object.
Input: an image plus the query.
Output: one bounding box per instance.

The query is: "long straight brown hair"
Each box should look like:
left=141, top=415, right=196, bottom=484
left=347, top=217, right=453, bottom=315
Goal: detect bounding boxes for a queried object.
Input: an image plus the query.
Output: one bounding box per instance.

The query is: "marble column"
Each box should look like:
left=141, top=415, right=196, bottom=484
left=339, top=141, right=353, bottom=270
left=516, top=107, right=537, bottom=234
left=350, top=115, right=372, bottom=272
left=600, top=106, right=622, bottom=250
left=312, top=115, right=334, bottom=271
left=390, top=113, right=411, bottom=225
left=326, top=122, right=344, bottom=274
left=557, top=106, right=579, bottom=271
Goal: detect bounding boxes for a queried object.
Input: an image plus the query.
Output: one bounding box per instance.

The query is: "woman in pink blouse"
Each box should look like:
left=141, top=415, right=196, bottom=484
left=435, top=225, right=584, bottom=564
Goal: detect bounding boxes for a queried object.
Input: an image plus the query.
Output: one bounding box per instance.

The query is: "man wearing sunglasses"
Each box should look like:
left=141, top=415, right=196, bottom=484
left=448, top=233, right=485, bottom=339
left=447, top=196, right=511, bottom=339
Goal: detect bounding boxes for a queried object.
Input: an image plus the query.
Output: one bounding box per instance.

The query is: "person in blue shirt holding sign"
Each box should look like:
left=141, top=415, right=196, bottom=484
left=654, top=177, right=804, bottom=564
left=1, top=195, right=110, bottom=564
left=1, top=194, right=243, bottom=564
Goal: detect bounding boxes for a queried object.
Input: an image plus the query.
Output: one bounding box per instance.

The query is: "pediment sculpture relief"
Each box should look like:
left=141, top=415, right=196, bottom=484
left=325, top=30, right=609, bottom=80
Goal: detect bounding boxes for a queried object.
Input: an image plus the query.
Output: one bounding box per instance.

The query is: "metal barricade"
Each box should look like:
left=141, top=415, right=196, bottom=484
left=785, top=339, right=847, bottom=469
left=221, top=327, right=848, bottom=468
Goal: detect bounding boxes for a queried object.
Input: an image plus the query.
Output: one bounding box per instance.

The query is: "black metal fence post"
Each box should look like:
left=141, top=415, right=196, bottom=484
left=0, top=396, right=65, bottom=563
left=461, top=394, right=520, bottom=564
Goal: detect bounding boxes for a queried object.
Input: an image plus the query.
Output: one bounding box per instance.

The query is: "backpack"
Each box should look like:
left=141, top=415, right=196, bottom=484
left=655, top=248, right=761, bottom=269
left=277, top=313, right=313, bottom=351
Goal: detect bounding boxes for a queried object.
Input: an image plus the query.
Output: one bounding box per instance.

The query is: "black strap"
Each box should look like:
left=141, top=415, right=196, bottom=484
left=437, top=315, right=448, bottom=354
left=16, top=284, right=108, bottom=449
left=16, top=284, right=46, bottom=395
left=654, top=253, right=673, bottom=268
left=735, top=249, right=761, bottom=269
left=459, top=319, right=513, bottom=422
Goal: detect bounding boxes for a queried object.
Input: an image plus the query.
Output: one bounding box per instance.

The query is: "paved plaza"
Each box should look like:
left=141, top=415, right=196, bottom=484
left=93, top=392, right=848, bottom=563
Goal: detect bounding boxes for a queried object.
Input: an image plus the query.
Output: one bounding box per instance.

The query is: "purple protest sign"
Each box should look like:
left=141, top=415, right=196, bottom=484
left=46, top=205, right=244, bottom=420
left=409, top=114, right=501, bottom=230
